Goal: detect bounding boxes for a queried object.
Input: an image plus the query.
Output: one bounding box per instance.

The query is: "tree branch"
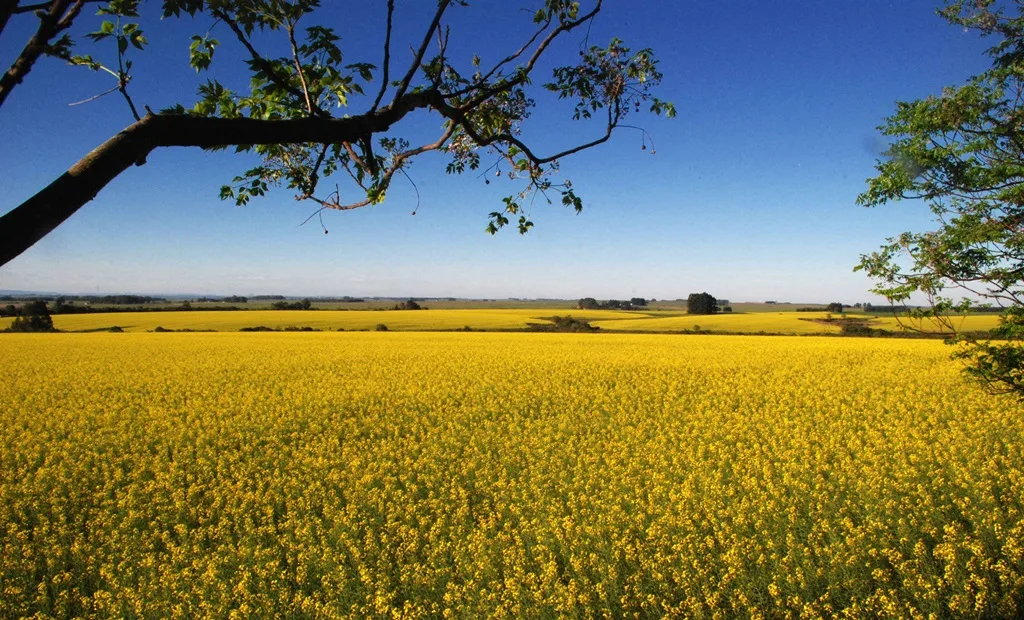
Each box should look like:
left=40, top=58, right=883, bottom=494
left=442, top=98, right=618, bottom=166
left=320, top=123, right=455, bottom=211
left=369, top=0, right=394, bottom=112
left=213, top=8, right=323, bottom=116
left=0, top=89, right=441, bottom=266
left=0, top=0, right=86, bottom=110
left=286, top=23, right=314, bottom=114
left=0, top=0, right=20, bottom=39
left=392, top=0, right=450, bottom=103
left=450, top=1, right=602, bottom=111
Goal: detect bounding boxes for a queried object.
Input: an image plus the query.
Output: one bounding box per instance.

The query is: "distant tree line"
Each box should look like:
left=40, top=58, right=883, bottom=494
left=194, top=295, right=250, bottom=303
left=0, top=294, right=166, bottom=305
left=531, top=316, right=600, bottom=332
left=393, top=300, right=424, bottom=310
left=271, top=299, right=313, bottom=310
left=861, top=304, right=916, bottom=313
left=1, top=300, right=244, bottom=316
left=797, top=303, right=845, bottom=313
left=577, top=297, right=648, bottom=310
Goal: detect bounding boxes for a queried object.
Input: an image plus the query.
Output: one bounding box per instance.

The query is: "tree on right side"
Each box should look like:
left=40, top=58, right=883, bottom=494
left=687, top=292, right=718, bottom=315
left=857, top=0, right=1024, bottom=398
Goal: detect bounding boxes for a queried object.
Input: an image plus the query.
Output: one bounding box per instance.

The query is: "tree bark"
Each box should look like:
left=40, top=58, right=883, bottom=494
left=0, top=91, right=439, bottom=267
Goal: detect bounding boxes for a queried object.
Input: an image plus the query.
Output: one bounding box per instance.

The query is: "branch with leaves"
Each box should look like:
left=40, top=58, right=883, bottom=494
left=858, top=0, right=1024, bottom=397
left=0, top=0, right=674, bottom=268
left=0, top=0, right=105, bottom=108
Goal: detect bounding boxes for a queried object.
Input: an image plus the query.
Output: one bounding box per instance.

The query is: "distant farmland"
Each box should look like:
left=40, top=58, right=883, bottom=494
left=0, top=308, right=1003, bottom=335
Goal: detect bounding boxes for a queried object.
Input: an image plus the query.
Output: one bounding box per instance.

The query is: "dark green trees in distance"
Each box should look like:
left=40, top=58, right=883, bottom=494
left=5, top=301, right=55, bottom=332
left=687, top=292, right=718, bottom=315
left=858, top=0, right=1024, bottom=397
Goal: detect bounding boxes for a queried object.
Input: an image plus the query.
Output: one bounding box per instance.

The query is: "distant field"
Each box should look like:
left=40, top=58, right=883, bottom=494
left=0, top=308, right=649, bottom=333
left=867, top=314, right=1002, bottom=333
left=593, top=312, right=1003, bottom=335
left=0, top=308, right=1006, bottom=334
left=593, top=311, right=843, bottom=334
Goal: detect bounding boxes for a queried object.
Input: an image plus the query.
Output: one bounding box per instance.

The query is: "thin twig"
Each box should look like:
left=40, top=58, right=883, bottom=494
left=370, top=0, right=394, bottom=112
left=68, top=84, right=118, bottom=106
left=392, top=0, right=450, bottom=102
left=287, top=23, right=314, bottom=114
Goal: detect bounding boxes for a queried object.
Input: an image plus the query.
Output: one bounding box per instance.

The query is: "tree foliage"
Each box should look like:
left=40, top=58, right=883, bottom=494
left=0, top=0, right=673, bottom=266
left=686, top=292, right=717, bottom=315
left=857, top=0, right=1024, bottom=397
left=5, top=301, right=55, bottom=332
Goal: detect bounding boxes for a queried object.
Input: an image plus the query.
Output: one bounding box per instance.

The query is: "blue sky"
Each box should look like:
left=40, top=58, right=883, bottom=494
left=0, top=1, right=994, bottom=301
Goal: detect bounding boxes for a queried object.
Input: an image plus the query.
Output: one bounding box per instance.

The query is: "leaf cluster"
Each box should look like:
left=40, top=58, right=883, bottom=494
left=858, top=0, right=1024, bottom=397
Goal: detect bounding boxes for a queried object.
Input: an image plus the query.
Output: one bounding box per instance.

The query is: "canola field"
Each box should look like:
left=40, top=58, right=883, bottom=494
left=0, top=308, right=1004, bottom=334
left=2, top=332, right=1023, bottom=617
left=0, top=308, right=645, bottom=333
left=591, top=312, right=1002, bottom=334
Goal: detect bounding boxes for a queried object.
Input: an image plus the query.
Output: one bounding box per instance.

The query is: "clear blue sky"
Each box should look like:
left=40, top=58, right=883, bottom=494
left=0, top=1, right=994, bottom=301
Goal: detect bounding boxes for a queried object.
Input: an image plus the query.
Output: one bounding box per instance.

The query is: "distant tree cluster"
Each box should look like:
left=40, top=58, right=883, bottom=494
left=4, top=301, right=55, bottom=332
left=687, top=293, right=718, bottom=315
left=862, top=304, right=914, bottom=313
left=0, top=294, right=165, bottom=305
left=796, top=303, right=845, bottom=313
left=394, top=300, right=424, bottom=310
left=577, top=297, right=647, bottom=310
left=271, top=298, right=312, bottom=310
left=532, top=316, right=600, bottom=332
left=238, top=326, right=320, bottom=332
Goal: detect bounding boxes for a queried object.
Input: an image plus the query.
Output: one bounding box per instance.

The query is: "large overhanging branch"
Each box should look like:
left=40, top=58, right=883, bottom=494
left=1, top=0, right=671, bottom=267
left=0, top=90, right=440, bottom=267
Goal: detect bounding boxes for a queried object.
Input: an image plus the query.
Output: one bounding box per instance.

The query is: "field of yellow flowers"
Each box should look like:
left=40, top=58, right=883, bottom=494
left=2, top=332, right=1022, bottom=617
left=0, top=308, right=1002, bottom=334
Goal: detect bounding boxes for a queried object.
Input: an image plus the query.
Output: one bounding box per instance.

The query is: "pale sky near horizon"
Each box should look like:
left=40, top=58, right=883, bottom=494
left=0, top=1, right=995, bottom=302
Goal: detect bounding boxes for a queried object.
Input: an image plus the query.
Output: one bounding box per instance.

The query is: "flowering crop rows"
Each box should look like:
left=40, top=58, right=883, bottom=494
left=1, top=333, right=1022, bottom=617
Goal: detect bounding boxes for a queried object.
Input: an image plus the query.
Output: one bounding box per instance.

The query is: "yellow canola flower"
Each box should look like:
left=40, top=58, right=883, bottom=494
left=0, top=333, right=1021, bottom=617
